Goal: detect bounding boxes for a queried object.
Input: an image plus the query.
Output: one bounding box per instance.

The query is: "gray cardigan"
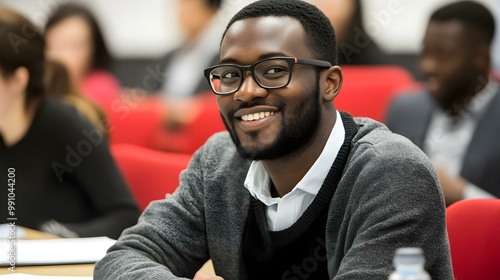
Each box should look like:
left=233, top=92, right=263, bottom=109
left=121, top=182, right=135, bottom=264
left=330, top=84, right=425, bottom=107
left=95, top=117, right=454, bottom=280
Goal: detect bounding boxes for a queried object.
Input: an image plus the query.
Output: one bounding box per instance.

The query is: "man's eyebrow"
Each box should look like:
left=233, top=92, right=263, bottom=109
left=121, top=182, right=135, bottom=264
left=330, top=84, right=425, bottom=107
left=219, top=52, right=291, bottom=65
left=258, top=52, right=290, bottom=60
left=219, top=58, right=240, bottom=64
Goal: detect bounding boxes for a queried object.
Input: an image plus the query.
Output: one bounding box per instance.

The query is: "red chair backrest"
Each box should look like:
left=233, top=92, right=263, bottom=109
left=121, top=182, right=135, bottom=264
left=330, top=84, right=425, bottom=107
left=107, top=94, right=163, bottom=148
left=151, top=93, right=226, bottom=154
left=111, top=144, right=192, bottom=210
left=336, top=65, right=416, bottom=122
left=446, top=199, right=500, bottom=280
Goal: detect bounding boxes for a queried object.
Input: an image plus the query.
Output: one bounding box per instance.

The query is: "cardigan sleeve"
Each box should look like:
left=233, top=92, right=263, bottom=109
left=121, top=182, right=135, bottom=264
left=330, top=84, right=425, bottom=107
left=329, top=137, right=454, bottom=280
left=94, top=142, right=211, bottom=279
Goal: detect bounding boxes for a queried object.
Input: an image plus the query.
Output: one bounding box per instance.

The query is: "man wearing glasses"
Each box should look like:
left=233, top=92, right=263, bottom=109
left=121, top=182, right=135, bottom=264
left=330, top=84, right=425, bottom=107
left=95, top=1, right=454, bottom=279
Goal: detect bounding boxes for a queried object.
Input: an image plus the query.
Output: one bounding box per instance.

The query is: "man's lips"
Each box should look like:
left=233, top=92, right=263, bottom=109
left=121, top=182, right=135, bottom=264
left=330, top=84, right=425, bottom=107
left=234, top=106, right=279, bottom=121
left=233, top=106, right=280, bottom=131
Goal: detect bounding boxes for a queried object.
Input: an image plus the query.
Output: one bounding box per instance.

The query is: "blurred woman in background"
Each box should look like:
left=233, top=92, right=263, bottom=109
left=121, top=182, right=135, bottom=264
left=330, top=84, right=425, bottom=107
left=45, top=3, right=120, bottom=111
left=45, top=59, right=108, bottom=135
left=0, top=7, right=139, bottom=239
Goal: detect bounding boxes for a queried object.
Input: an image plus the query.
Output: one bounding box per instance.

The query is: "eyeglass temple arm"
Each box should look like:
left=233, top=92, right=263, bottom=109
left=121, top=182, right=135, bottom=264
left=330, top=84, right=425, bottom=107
left=295, top=58, right=332, bottom=68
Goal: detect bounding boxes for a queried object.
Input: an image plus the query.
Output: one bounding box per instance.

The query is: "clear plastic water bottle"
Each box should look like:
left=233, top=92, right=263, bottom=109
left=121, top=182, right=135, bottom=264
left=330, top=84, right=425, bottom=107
left=388, top=248, right=431, bottom=280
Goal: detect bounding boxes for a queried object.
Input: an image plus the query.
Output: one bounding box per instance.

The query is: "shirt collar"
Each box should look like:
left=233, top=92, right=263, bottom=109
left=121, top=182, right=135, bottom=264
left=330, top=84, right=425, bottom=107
left=244, top=111, right=346, bottom=205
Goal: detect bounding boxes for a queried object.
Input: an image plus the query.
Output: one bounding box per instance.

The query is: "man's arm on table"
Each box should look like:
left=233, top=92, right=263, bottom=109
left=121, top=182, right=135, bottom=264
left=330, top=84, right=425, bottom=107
left=94, top=146, right=210, bottom=279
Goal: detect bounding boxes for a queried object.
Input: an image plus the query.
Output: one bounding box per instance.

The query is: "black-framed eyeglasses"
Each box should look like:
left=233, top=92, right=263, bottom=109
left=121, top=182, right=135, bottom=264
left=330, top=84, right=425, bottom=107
left=204, top=57, right=332, bottom=95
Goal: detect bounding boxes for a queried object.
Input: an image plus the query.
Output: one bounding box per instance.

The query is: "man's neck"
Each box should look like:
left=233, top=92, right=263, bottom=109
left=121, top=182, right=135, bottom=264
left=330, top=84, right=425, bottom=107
left=0, top=97, right=37, bottom=147
left=262, top=111, right=337, bottom=197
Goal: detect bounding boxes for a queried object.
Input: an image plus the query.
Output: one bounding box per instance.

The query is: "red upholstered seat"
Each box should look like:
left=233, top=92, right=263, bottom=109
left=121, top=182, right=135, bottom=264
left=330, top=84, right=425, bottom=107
left=335, top=65, right=417, bottom=122
left=111, top=144, right=192, bottom=211
left=107, top=95, right=164, bottom=148
left=151, top=93, right=226, bottom=154
left=446, top=199, right=500, bottom=280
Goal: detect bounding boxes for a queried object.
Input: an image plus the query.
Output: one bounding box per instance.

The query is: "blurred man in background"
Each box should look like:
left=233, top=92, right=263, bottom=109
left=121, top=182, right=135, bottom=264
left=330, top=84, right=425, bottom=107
left=146, top=0, right=225, bottom=132
left=154, top=0, right=223, bottom=98
left=386, top=1, right=499, bottom=205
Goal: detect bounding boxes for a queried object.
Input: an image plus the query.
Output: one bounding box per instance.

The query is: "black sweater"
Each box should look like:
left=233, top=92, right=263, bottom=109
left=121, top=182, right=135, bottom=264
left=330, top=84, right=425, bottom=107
left=0, top=99, right=139, bottom=239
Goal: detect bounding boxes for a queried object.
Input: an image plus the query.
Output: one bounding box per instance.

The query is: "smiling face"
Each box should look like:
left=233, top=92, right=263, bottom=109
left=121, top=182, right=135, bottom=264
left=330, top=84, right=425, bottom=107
left=217, top=16, right=330, bottom=160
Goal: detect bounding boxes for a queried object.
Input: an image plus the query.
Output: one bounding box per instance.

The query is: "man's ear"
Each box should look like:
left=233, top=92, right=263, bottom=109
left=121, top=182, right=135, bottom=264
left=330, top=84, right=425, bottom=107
left=321, top=66, right=342, bottom=102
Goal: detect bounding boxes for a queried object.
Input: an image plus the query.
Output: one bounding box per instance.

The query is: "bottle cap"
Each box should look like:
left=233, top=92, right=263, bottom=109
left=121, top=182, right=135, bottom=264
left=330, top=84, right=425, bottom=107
left=393, top=247, right=425, bottom=266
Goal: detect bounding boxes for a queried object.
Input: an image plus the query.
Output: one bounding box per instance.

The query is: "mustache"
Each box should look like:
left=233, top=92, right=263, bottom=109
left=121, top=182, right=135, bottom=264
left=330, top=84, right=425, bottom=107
left=237, top=100, right=281, bottom=110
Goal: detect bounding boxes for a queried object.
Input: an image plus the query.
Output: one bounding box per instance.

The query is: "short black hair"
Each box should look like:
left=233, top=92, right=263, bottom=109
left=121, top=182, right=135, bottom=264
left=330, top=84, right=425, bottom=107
left=223, top=0, right=337, bottom=65
left=430, top=1, right=495, bottom=44
left=45, top=4, right=113, bottom=72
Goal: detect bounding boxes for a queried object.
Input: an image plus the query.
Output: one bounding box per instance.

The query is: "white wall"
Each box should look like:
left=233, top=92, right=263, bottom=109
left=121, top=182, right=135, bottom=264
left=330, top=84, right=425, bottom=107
left=364, top=0, right=495, bottom=53
left=1, top=0, right=497, bottom=58
left=1, top=0, right=182, bottom=58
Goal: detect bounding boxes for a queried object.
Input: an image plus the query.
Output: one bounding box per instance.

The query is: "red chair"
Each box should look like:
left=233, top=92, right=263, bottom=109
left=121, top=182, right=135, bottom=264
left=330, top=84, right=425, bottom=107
left=107, top=93, right=164, bottom=148
left=446, top=199, right=500, bottom=280
left=336, top=65, right=417, bottom=122
left=111, top=144, right=192, bottom=210
left=151, top=93, right=226, bottom=154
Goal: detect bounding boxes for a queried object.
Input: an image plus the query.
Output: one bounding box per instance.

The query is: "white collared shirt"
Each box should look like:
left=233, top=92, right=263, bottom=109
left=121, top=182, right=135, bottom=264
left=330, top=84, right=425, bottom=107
left=244, top=111, right=345, bottom=231
left=424, top=81, right=499, bottom=198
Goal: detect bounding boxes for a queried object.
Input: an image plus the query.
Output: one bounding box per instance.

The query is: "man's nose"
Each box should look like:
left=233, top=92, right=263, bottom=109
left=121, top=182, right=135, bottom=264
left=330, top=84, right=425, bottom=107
left=233, top=72, right=269, bottom=102
left=419, top=55, right=438, bottom=76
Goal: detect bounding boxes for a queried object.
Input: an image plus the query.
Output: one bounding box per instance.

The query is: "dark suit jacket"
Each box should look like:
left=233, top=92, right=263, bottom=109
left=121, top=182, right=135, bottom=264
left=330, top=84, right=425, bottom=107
left=145, top=48, right=220, bottom=95
left=385, top=88, right=500, bottom=197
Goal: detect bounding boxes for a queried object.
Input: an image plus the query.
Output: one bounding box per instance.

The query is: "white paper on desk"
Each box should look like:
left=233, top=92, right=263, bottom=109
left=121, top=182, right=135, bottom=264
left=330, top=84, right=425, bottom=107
left=0, top=237, right=116, bottom=266
left=0, top=224, right=26, bottom=239
left=0, top=273, right=92, bottom=279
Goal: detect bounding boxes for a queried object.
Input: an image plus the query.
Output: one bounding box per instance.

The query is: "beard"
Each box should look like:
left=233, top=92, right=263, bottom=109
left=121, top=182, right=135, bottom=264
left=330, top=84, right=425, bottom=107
left=431, top=67, right=483, bottom=120
left=221, top=79, right=322, bottom=161
left=435, top=83, right=474, bottom=120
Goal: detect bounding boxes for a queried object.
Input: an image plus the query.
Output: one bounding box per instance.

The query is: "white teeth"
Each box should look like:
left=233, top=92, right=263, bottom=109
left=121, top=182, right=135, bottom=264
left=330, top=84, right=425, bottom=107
left=241, top=111, right=276, bottom=121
